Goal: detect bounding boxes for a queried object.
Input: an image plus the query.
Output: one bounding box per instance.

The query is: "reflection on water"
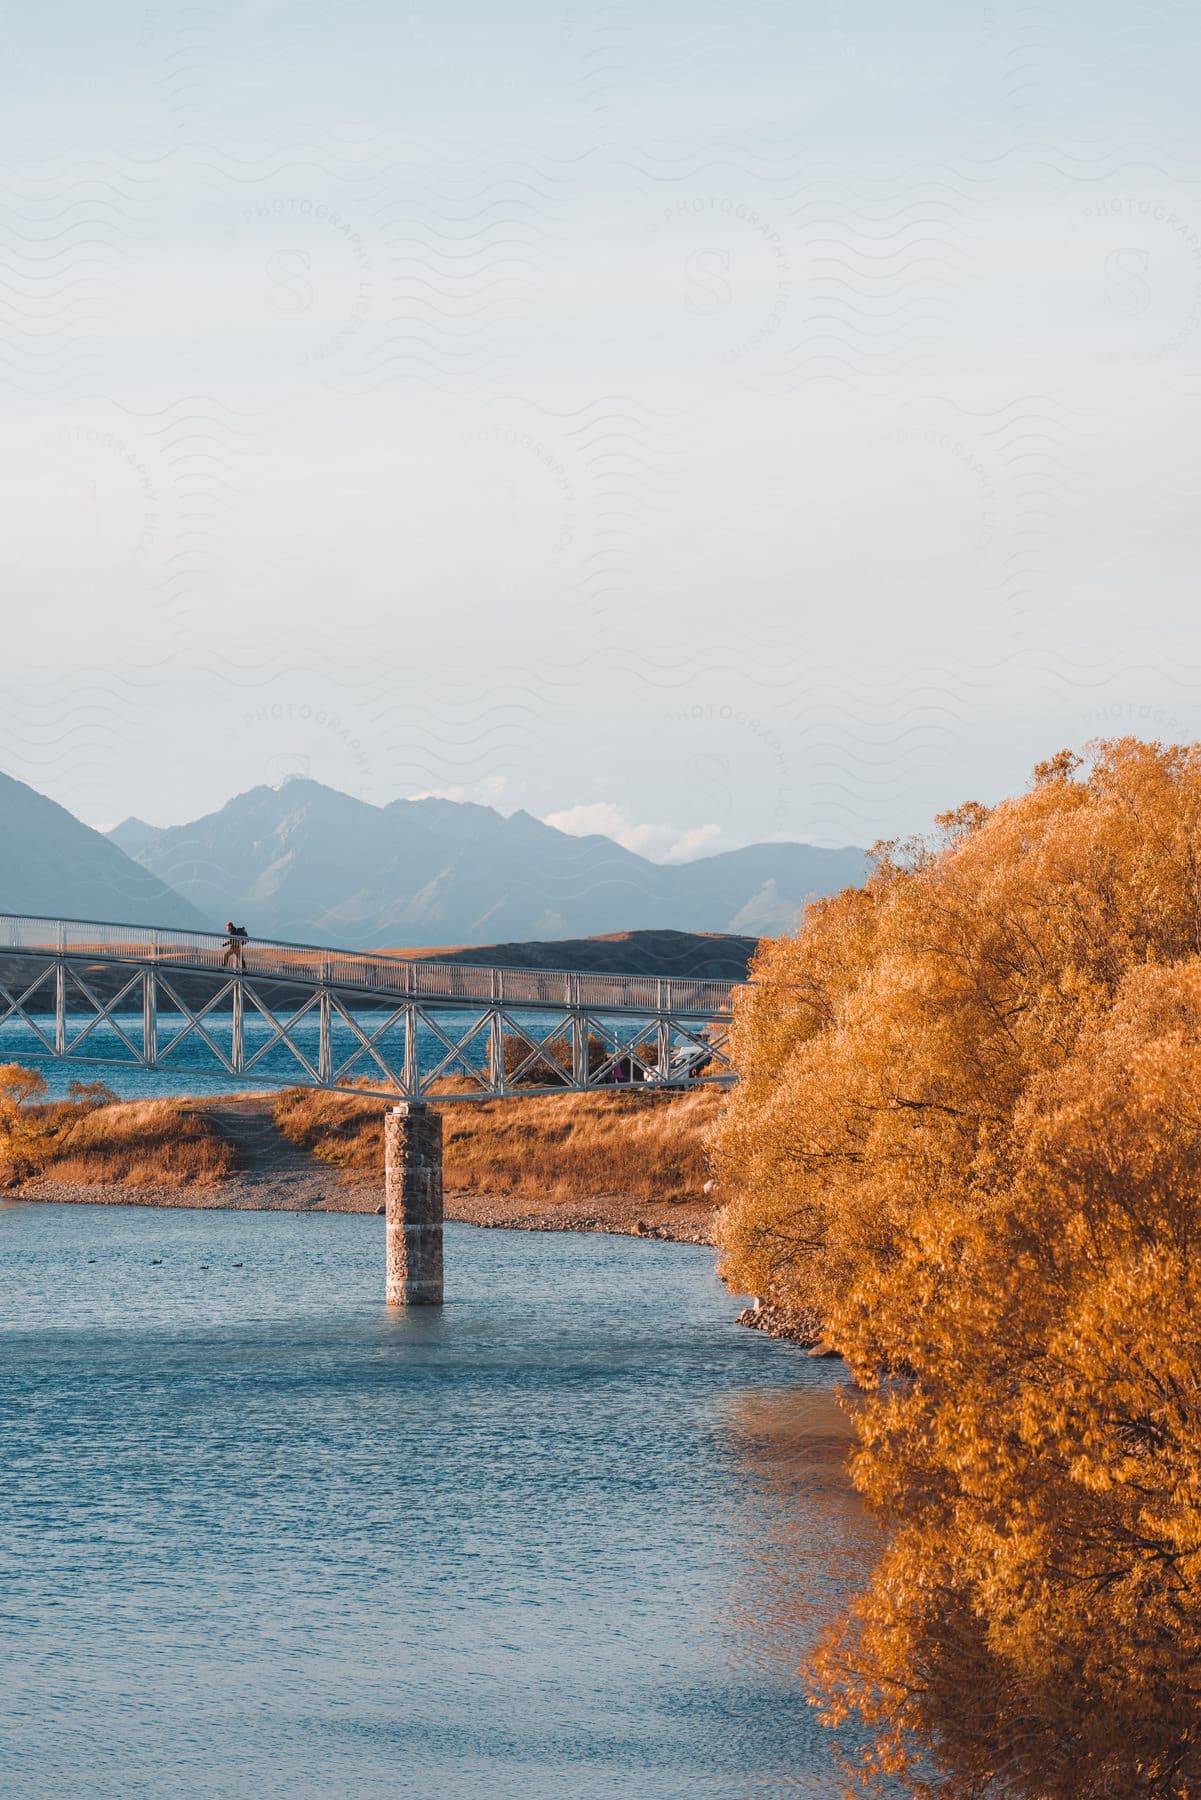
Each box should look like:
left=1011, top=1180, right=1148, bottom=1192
left=706, top=1388, right=882, bottom=1797
left=0, top=1203, right=873, bottom=1799
left=721, top=1386, right=878, bottom=1663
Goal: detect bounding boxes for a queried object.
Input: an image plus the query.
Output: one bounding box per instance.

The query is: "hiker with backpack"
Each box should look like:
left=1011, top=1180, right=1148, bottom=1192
left=222, top=921, right=249, bottom=968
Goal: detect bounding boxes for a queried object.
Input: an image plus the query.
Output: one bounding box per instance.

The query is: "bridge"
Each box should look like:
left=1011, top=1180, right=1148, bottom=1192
left=0, top=914, right=737, bottom=1100
left=0, top=914, right=742, bottom=1307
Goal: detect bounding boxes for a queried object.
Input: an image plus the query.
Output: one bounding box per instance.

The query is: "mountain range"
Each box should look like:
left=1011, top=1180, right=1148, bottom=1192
left=0, top=769, right=868, bottom=949
left=107, top=780, right=868, bottom=947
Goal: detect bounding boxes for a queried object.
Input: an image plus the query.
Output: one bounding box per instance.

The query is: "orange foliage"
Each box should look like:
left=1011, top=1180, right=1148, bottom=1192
left=714, top=739, right=1201, bottom=1795
left=0, top=1062, right=49, bottom=1179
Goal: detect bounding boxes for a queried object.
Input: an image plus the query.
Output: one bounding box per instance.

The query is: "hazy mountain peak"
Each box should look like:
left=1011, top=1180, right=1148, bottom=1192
left=0, top=772, right=203, bottom=927
left=108, top=815, right=160, bottom=856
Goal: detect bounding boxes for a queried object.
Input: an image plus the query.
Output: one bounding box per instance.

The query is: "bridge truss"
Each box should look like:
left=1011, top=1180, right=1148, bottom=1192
left=0, top=916, right=739, bottom=1101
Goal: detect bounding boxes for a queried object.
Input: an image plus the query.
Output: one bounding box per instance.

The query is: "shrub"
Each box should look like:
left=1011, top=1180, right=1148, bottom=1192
left=0, top=1063, right=48, bottom=1182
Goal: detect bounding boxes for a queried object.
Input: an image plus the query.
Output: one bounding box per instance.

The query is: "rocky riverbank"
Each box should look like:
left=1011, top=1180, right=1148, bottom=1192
left=13, top=1174, right=718, bottom=1244
left=441, top=1189, right=716, bottom=1244
left=735, top=1295, right=833, bottom=1350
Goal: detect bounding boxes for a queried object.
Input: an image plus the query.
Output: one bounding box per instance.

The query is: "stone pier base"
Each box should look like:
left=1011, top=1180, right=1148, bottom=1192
left=384, top=1103, right=444, bottom=1306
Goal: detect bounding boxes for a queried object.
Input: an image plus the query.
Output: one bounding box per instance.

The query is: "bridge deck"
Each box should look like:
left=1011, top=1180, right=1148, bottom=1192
left=0, top=914, right=737, bottom=1018
left=0, top=914, right=740, bottom=1101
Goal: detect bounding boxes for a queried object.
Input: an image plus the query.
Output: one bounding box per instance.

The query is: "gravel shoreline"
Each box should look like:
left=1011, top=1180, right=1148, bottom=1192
left=12, top=1176, right=719, bottom=1245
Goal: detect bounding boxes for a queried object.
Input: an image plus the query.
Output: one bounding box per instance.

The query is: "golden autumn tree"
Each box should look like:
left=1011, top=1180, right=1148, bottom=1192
left=0, top=1062, right=48, bottom=1181
left=716, top=737, right=1201, bottom=1341
left=818, top=965, right=1201, bottom=1795
left=713, top=739, right=1201, bottom=1795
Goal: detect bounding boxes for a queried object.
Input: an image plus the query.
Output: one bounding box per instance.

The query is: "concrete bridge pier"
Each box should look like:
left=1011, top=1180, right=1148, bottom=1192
left=384, top=1102, right=444, bottom=1306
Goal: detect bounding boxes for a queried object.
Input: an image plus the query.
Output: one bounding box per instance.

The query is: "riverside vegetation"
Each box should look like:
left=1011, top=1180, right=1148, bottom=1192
left=0, top=1070, right=235, bottom=1187
left=0, top=1062, right=719, bottom=1229
left=716, top=738, right=1201, bottom=1798
left=272, top=1082, right=719, bottom=1207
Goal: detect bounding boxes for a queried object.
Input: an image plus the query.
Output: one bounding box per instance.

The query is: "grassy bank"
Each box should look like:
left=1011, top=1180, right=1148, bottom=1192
left=273, top=1083, right=723, bottom=1206
left=1, top=1060, right=724, bottom=1231
left=7, top=1093, right=237, bottom=1188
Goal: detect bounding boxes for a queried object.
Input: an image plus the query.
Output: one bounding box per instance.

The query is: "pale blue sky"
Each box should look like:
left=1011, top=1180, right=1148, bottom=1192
left=1, top=1, right=1199, bottom=855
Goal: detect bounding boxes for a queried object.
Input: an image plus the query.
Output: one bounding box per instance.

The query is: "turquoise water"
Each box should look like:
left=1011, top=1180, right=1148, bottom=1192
left=0, top=1204, right=871, bottom=1798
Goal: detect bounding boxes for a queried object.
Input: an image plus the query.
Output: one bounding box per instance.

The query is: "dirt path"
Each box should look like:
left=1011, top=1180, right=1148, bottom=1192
left=204, top=1099, right=380, bottom=1212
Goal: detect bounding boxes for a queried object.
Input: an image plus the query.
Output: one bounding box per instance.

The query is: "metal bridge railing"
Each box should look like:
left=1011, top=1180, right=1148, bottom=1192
left=0, top=913, right=739, bottom=1018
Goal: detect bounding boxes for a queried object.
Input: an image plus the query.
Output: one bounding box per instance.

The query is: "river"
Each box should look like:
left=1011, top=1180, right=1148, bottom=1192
left=0, top=1203, right=874, bottom=1797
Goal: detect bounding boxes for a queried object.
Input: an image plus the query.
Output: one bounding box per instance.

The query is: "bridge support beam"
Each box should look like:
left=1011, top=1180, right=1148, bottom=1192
left=385, top=1102, right=444, bottom=1306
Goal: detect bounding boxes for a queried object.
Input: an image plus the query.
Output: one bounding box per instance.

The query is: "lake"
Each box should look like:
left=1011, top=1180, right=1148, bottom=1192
left=0, top=1204, right=873, bottom=1797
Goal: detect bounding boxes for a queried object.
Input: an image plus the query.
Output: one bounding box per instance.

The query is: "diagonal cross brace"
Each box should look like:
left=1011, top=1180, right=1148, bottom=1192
left=155, top=974, right=239, bottom=1074
left=62, top=965, right=147, bottom=1062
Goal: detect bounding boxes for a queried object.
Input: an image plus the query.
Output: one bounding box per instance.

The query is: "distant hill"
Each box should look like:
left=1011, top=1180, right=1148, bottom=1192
left=110, top=780, right=867, bottom=948
left=0, top=772, right=203, bottom=927
left=389, top=929, right=759, bottom=980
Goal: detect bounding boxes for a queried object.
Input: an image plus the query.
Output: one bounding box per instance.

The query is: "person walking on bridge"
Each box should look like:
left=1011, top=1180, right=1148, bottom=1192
left=222, top=921, right=249, bottom=968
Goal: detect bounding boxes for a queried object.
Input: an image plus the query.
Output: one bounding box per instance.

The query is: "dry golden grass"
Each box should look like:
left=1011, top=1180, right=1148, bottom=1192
left=273, top=1082, right=723, bottom=1203
left=22, top=1096, right=238, bottom=1187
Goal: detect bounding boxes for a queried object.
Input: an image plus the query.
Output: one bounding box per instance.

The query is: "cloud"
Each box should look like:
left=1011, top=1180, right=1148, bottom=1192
left=543, top=802, right=722, bottom=864
left=408, top=775, right=511, bottom=808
